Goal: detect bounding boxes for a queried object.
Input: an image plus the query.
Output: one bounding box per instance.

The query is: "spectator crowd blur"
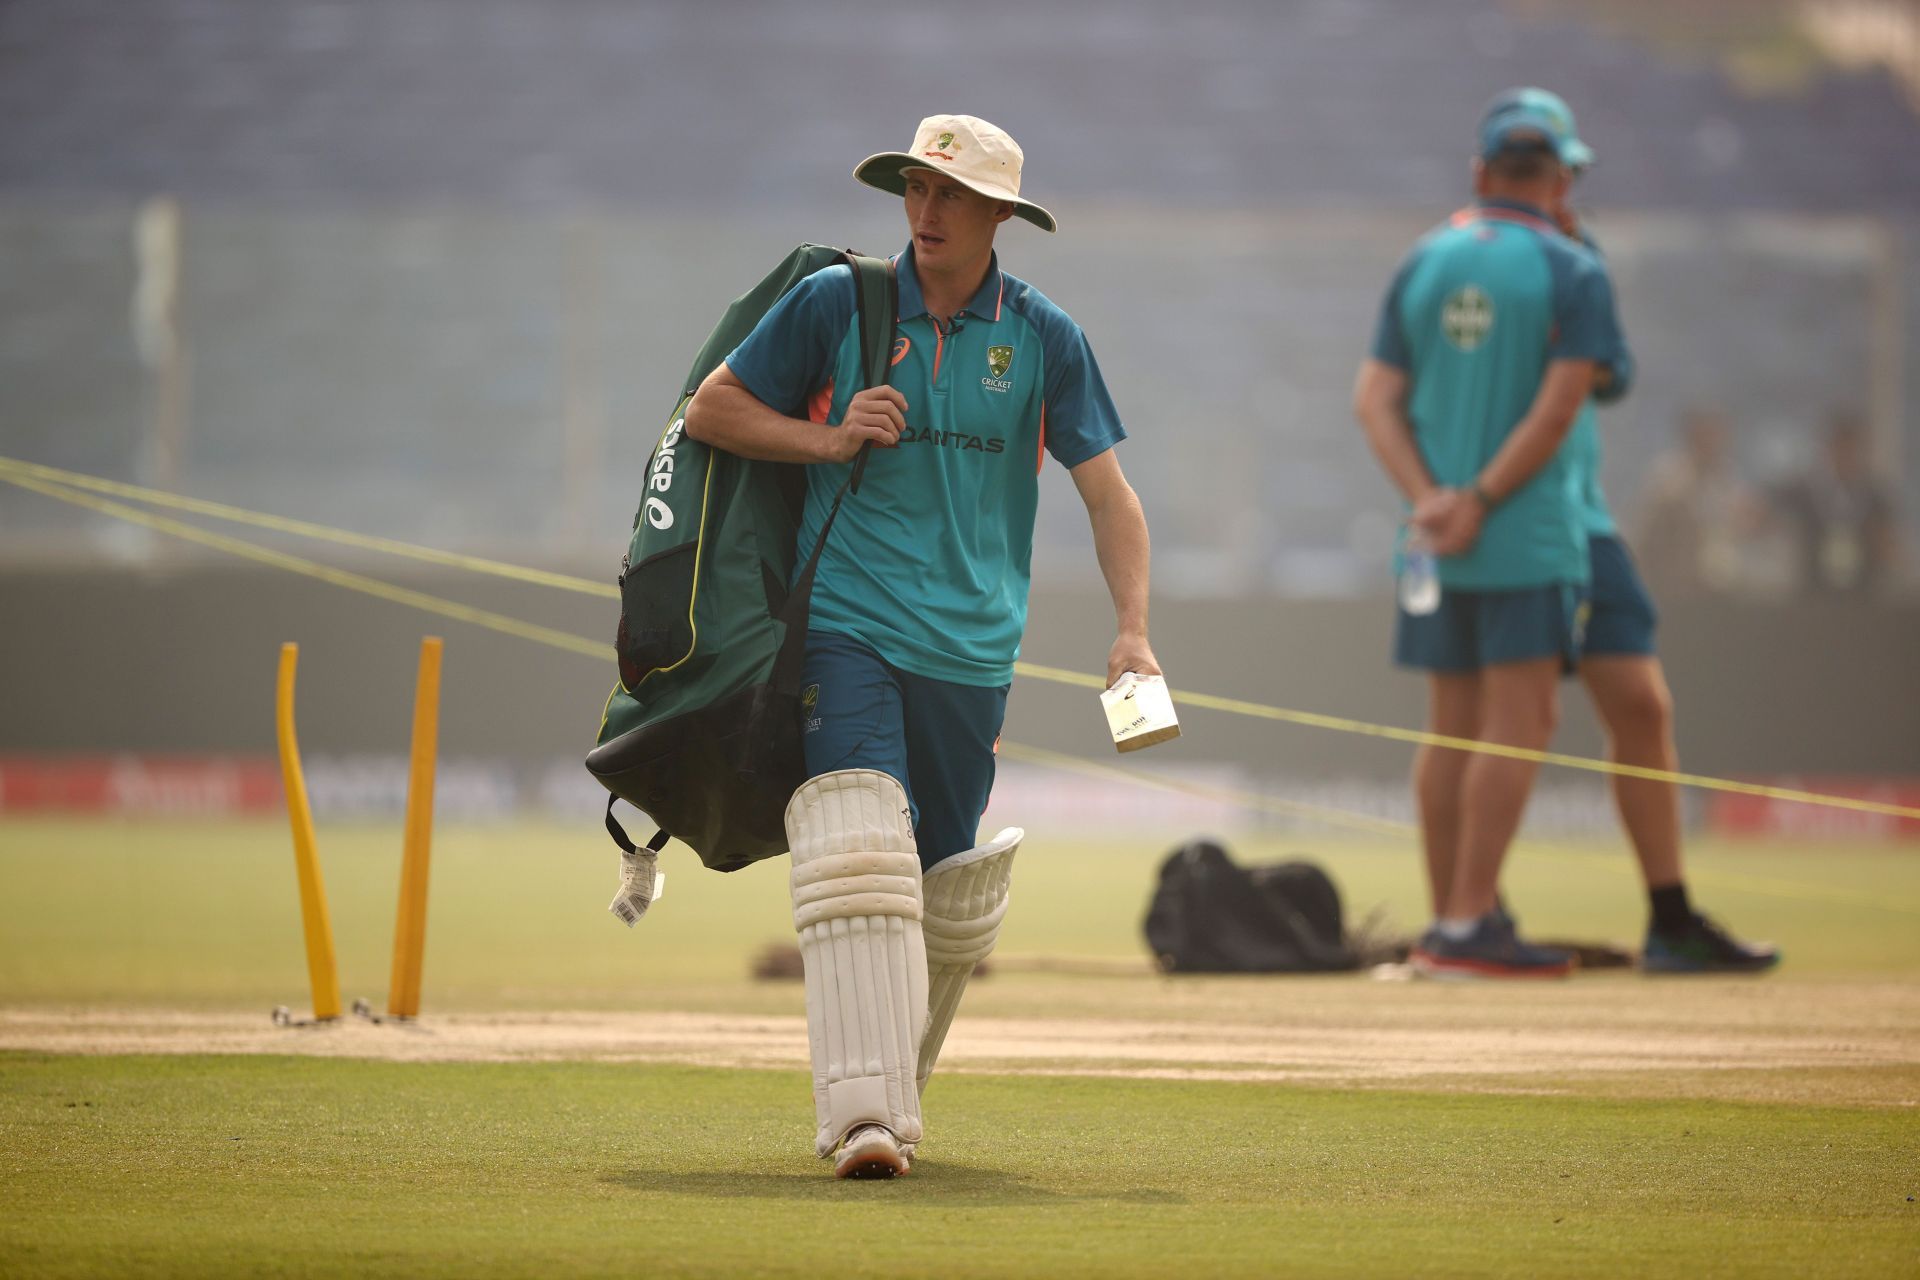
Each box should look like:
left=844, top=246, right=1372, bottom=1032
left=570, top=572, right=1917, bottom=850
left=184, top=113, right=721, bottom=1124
left=1632, top=409, right=1907, bottom=600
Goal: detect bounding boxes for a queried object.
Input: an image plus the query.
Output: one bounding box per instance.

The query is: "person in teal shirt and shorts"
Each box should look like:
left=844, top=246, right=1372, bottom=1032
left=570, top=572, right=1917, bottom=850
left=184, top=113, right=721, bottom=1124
left=687, top=114, right=1162, bottom=1177
left=1354, top=94, right=1625, bottom=978
left=1510, top=87, right=1778, bottom=975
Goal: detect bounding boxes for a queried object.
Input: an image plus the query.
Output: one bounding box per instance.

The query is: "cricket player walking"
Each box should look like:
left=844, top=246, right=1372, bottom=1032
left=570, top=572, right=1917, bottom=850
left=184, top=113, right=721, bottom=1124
left=685, top=114, right=1160, bottom=1175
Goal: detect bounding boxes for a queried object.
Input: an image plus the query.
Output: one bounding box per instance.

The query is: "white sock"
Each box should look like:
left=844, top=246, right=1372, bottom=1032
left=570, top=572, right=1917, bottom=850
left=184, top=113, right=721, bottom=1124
left=1434, top=916, right=1480, bottom=941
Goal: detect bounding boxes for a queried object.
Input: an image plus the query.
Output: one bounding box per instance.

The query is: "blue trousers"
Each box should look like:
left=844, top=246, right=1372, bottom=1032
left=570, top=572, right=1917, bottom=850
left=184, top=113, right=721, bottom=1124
left=798, top=630, right=1010, bottom=871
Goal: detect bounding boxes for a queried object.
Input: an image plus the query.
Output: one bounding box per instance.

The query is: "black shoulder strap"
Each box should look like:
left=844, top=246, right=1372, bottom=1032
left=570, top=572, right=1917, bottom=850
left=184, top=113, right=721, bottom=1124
left=842, top=251, right=896, bottom=495
left=606, top=793, right=670, bottom=856
left=774, top=251, right=898, bottom=646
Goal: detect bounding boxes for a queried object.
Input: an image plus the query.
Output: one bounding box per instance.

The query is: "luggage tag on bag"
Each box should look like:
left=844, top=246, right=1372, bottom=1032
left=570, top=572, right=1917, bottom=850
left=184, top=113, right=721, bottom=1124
left=609, top=851, right=666, bottom=928
left=1100, top=672, right=1182, bottom=753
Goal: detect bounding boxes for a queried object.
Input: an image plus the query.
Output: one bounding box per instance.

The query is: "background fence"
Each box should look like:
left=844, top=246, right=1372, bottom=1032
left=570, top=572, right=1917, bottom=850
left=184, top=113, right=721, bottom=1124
left=2, top=202, right=1914, bottom=602
left=4, top=0, right=1918, bottom=832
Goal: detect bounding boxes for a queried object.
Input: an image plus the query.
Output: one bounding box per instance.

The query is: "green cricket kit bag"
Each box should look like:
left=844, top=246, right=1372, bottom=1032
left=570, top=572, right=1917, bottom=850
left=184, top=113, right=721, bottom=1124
left=585, top=245, right=897, bottom=873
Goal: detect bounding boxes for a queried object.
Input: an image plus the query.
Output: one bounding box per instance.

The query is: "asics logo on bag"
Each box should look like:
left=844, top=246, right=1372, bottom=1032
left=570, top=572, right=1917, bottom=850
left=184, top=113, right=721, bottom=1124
left=645, top=417, right=685, bottom=530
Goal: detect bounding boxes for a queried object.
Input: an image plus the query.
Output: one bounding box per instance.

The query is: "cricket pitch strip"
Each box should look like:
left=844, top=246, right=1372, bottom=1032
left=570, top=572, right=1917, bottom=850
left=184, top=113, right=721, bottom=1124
left=6, top=977, right=1917, bottom=1107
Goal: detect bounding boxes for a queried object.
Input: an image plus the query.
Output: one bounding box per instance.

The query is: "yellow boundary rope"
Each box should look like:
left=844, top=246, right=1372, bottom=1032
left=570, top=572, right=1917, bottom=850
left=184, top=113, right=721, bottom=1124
left=997, top=742, right=1919, bottom=915
left=3, top=473, right=611, bottom=660
left=1012, top=660, right=1920, bottom=822
left=0, top=455, right=616, bottom=598
left=4, top=454, right=1918, bottom=825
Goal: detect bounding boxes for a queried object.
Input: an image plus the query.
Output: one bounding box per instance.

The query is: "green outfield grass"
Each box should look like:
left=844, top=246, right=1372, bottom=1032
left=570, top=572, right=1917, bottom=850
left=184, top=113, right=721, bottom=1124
left=3, top=1053, right=1915, bottom=1280
left=1, top=818, right=1917, bottom=1011
left=4, top=818, right=1918, bottom=1277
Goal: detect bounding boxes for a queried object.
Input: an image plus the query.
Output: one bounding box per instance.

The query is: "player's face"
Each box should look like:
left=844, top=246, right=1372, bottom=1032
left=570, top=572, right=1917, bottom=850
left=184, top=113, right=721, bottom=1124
left=902, top=169, right=1011, bottom=277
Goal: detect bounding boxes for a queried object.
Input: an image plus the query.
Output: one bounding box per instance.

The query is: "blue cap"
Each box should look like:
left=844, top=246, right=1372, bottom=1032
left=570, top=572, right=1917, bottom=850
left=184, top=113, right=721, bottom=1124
left=1481, top=87, right=1594, bottom=170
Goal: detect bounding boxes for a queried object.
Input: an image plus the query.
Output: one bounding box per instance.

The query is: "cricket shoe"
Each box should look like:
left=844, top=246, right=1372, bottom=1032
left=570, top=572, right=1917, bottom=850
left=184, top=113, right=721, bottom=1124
left=833, top=1125, right=910, bottom=1180
left=1642, top=915, right=1780, bottom=974
left=1411, top=911, right=1574, bottom=980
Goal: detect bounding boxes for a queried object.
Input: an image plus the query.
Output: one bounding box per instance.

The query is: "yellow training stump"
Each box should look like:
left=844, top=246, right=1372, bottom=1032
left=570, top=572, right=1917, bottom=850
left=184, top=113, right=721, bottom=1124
left=387, top=636, right=442, bottom=1020
left=274, top=642, right=342, bottom=1023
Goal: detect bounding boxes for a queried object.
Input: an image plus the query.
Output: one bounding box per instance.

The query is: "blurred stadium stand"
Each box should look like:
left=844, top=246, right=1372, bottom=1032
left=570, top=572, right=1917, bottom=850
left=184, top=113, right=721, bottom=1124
left=1, top=0, right=1916, bottom=598
left=5, top=0, right=1917, bottom=211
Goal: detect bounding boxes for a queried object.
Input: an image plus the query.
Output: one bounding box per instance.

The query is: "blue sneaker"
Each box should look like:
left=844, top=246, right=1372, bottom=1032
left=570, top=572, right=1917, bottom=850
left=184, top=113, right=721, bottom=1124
left=1412, top=911, right=1574, bottom=979
left=1642, top=915, right=1780, bottom=974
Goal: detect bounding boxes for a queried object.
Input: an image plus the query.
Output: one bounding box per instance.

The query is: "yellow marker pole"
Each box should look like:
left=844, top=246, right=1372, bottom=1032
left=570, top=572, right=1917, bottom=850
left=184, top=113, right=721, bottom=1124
left=274, top=643, right=341, bottom=1022
left=388, top=637, right=443, bottom=1020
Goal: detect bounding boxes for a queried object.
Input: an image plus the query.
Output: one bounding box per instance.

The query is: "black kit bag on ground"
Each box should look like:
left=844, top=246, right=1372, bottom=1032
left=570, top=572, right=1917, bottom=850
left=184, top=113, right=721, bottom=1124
left=1142, top=838, right=1357, bottom=973
left=585, top=246, right=896, bottom=873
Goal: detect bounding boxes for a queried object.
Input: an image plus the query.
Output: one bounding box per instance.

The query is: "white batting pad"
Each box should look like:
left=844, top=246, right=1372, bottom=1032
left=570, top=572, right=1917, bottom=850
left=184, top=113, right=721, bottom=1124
left=787, top=769, right=928, bottom=1156
left=918, top=826, right=1021, bottom=1092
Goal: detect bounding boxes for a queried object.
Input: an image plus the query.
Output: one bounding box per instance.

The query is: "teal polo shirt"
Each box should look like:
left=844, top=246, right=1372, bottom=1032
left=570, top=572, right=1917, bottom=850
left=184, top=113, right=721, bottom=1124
left=1566, top=403, right=1617, bottom=537
left=1371, top=198, right=1630, bottom=589
left=1561, top=227, right=1635, bottom=538
left=725, top=245, right=1126, bottom=686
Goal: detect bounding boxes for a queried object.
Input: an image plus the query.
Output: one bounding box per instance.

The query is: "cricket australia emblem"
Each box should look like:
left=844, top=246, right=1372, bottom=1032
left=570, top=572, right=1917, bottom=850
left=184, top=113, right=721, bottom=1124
left=1442, top=286, right=1494, bottom=352
left=982, top=345, right=1015, bottom=393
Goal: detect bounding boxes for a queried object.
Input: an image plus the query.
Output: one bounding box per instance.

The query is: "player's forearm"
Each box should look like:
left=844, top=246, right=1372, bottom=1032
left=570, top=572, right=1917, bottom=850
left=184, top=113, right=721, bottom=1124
left=1474, top=359, right=1595, bottom=503
left=684, top=377, right=837, bottom=464
left=1475, top=417, right=1574, bottom=501
left=1087, top=483, right=1151, bottom=638
left=1353, top=362, right=1435, bottom=504
left=1357, top=407, right=1437, bottom=505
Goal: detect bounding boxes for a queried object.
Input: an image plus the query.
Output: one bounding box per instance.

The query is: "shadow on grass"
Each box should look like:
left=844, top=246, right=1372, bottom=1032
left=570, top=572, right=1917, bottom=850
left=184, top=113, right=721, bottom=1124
left=604, top=1161, right=1186, bottom=1205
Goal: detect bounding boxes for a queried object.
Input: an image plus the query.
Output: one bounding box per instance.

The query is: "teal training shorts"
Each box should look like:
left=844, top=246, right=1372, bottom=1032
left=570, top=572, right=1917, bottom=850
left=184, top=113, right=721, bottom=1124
left=799, top=629, right=1010, bottom=872
left=1579, top=534, right=1658, bottom=659
left=1394, top=582, right=1587, bottom=673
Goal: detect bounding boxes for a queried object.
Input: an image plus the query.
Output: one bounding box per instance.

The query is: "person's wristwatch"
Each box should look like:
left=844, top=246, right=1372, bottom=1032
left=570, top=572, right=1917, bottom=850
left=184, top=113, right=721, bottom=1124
left=1469, top=482, right=1498, bottom=511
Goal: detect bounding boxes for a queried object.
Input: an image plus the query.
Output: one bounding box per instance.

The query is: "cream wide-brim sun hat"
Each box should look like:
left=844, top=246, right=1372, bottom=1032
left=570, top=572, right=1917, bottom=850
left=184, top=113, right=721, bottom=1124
left=853, top=114, right=1057, bottom=233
